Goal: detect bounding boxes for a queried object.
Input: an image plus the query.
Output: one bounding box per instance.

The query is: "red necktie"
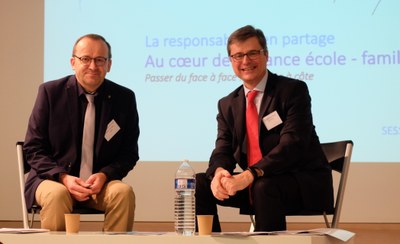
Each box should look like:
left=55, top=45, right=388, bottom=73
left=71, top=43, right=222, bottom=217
left=246, top=90, right=262, bottom=166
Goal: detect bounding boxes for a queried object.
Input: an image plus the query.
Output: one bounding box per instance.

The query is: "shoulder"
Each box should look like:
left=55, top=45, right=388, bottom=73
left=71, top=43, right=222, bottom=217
left=102, top=79, right=137, bottom=105
left=37, top=75, right=75, bottom=97
left=40, top=75, right=73, bottom=89
left=269, top=71, right=306, bottom=87
left=219, top=85, right=243, bottom=103
left=267, top=71, right=309, bottom=94
left=103, top=79, right=135, bottom=95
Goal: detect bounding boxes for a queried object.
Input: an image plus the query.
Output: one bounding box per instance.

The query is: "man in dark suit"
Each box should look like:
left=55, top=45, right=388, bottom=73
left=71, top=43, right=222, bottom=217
left=196, top=25, right=333, bottom=232
left=23, top=34, right=139, bottom=232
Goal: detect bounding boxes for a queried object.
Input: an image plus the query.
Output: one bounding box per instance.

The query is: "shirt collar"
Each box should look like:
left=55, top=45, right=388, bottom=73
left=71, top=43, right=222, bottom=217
left=243, top=71, right=268, bottom=96
left=77, top=80, right=104, bottom=98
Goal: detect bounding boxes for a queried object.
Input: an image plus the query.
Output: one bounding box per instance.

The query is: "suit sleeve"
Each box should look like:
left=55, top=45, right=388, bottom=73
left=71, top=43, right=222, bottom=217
left=24, top=84, right=68, bottom=180
left=206, top=99, right=238, bottom=178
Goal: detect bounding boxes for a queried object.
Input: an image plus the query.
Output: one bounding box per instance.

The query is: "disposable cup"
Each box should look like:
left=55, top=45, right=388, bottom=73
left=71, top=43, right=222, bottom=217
left=65, top=213, right=80, bottom=234
left=197, top=215, right=213, bottom=235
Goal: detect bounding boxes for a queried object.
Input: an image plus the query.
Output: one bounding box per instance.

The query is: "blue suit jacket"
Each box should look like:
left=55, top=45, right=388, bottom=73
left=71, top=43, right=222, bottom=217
left=23, top=75, right=140, bottom=209
left=206, top=71, right=333, bottom=212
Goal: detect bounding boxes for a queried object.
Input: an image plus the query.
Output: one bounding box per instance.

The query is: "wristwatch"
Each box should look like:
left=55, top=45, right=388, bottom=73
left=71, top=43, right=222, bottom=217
left=247, top=166, right=264, bottom=180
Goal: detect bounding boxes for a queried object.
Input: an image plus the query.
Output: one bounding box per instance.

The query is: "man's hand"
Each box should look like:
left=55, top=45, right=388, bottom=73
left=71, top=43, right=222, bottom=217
left=59, top=173, right=93, bottom=201
left=59, top=172, right=107, bottom=201
left=220, top=170, right=254, bottom=196
left=210, top=168, right=232, bottom=201
left=85, top=172, right=107, bottom=195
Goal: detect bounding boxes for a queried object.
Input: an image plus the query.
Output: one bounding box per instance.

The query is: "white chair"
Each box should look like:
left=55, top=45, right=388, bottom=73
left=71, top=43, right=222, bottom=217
left=16, top=141, right=104, bottom=228
left=249, top=140, right=353, bottom=231
left=17, top=141, right=32, bottom=228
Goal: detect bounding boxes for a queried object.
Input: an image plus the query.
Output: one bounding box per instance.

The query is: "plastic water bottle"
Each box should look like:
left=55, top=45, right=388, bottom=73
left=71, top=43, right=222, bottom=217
left=174, top=160, right=196, bottom=236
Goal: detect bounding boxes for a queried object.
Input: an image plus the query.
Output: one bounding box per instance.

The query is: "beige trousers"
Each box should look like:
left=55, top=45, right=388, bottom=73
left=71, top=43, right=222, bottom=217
left=35, top=180, right=135, bottom=232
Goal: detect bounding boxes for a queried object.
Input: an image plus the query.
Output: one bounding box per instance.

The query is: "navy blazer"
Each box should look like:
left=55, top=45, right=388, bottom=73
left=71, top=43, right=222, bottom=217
left=23, top=75, right=140, bottom=209
left=206, top=71, right=333, bottom=212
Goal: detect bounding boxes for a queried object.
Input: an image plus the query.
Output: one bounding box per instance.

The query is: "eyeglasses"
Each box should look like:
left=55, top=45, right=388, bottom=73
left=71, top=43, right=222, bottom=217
left=230, top=49, right=265, bottom=62
left=73, top=55, right=108, bottom=66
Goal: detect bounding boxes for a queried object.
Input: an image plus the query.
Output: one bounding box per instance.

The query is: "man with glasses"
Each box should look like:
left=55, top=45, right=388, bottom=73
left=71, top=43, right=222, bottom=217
left=23, top=34, right=139, bottom=232
left=196, top=25, right=333, bottom=231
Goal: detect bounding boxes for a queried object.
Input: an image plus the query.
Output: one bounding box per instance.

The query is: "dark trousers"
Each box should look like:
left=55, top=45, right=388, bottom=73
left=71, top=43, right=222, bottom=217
left=195, top=172, right=303, bottom=232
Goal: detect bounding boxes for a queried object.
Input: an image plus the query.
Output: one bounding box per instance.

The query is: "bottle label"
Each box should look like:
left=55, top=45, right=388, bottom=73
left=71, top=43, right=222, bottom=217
left=175, top=178, right=195, bottom=189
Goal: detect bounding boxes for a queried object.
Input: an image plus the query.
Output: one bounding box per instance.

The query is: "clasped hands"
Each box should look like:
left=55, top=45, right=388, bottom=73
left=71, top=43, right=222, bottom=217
left=60, top=172, right=107, bottom=202
left=210, top=167, right=254, bottom=201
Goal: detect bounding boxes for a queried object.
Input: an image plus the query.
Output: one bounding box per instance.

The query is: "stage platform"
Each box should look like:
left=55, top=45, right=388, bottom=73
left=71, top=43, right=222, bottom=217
left=0, top=231, right=353, bottom=244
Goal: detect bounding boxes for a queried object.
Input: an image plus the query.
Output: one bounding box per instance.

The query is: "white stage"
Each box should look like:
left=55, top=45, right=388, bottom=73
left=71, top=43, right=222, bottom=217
left=0, top=231, right=353, bottom=244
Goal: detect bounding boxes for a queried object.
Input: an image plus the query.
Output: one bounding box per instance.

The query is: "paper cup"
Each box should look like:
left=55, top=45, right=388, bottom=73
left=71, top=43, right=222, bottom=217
left=197, top=215, right=213, bottom=235
left=65, top=213, right=80, bottom=234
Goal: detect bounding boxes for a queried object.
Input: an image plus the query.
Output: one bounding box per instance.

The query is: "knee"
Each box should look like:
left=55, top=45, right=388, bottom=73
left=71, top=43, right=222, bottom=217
left=195, top=173, right=211, bottom=194
left=108, top=181, right=135, bottom=202
left=118, top=183, right=134, bottom=195
left=38, top=183, right=72, bottom=210
left=196, top=173, right=209, bottom=186
left=46, top=184, right=71, bottom=202
left=252, top=177, right=279, bottom=197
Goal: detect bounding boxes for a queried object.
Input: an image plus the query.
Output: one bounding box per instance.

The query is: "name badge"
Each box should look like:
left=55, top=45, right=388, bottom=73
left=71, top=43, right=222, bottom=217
left=105, top=119, right=120, bottom=141
left=262, top=111, right=283, bottom=130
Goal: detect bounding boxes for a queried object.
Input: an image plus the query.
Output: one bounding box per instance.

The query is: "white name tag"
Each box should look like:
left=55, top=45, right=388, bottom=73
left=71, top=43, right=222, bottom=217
left=104, top=119, right=120, bottom=141
left=262, top=111, right=283, bottom=130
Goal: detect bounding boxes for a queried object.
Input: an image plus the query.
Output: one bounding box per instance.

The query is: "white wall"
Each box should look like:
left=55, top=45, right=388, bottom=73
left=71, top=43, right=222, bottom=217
left=1, top=0, right=399, bottom=224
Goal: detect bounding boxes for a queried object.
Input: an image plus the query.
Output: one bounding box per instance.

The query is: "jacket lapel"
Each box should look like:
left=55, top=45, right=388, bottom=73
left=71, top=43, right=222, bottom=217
left=95, top=81, right=112, bottom=157
left=66, top=76, right=80, bottom=152
left=232, top=87, right=246, bottom=150
left=259, top=71, right=275, bottom=122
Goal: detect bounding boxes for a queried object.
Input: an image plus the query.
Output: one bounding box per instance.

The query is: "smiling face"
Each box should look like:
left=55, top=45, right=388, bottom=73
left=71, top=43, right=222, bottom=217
left=229, top=36, right=268, bottom=89
left=70, top=37, right=112, bottom=93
